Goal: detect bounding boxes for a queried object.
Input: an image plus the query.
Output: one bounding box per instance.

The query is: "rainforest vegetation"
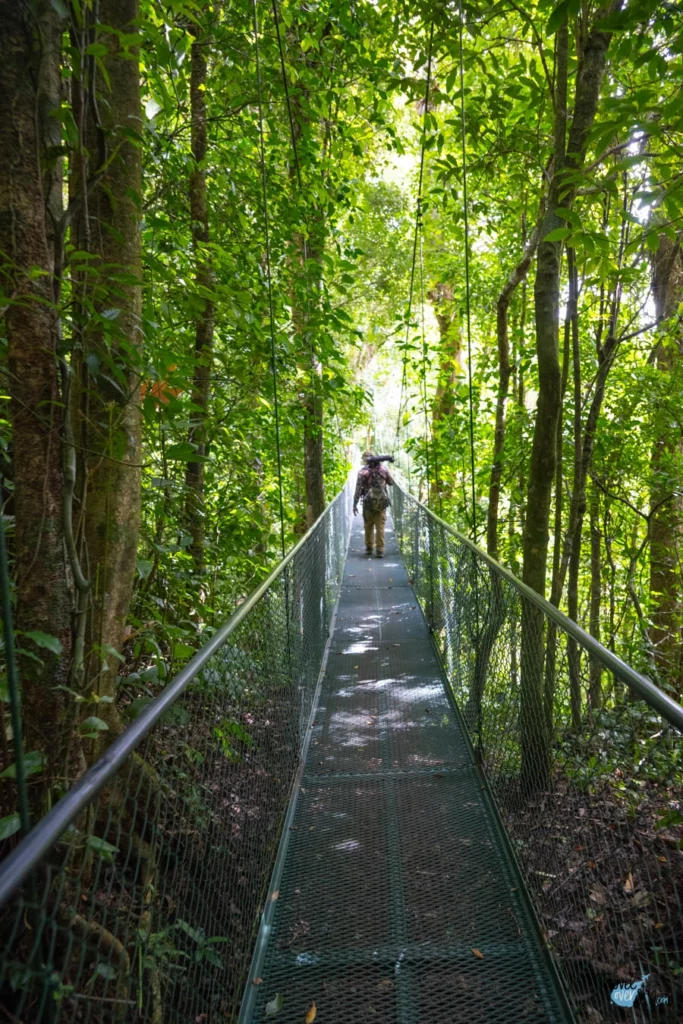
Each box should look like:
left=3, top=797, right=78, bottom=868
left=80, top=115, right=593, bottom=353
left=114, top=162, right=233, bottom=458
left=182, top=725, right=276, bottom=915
left=1, top=0, right=683, bottom=814
left=0, top=0, right=682, bottom=1018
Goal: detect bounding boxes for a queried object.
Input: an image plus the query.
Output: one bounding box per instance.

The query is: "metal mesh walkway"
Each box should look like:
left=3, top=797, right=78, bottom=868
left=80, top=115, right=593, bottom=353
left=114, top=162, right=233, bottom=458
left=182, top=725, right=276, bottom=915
left=239, top=514, right=571, bottom=1023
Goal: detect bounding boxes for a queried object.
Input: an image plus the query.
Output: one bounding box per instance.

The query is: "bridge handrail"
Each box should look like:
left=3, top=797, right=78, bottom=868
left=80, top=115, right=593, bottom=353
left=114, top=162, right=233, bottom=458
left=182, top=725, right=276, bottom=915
left=0, top=480, right=352, bottom=908
left=395, top=482, right=683, bottom=733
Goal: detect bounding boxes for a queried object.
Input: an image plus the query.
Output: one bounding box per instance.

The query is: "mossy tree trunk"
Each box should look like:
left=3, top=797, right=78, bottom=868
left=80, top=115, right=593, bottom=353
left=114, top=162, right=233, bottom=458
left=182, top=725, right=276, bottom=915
left=71, top=0, right=143, bottom=725
left=185, top=31, right=215, bottom=574
left=649, top=234, right=683, bottom=694
left=0, top=1, right=75, bottom=782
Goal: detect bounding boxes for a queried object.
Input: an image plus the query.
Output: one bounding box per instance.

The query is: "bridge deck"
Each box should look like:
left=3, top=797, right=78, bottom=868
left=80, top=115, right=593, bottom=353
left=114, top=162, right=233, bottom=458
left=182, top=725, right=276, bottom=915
left=240, top=514, right=571, bottom=1023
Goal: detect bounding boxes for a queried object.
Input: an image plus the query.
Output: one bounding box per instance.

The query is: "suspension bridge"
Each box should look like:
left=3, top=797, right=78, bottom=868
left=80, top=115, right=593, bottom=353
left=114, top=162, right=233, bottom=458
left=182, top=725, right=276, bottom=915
left=0, top=478, right=681, bottom=1022
left=1, top=0, right=682, bottom=1019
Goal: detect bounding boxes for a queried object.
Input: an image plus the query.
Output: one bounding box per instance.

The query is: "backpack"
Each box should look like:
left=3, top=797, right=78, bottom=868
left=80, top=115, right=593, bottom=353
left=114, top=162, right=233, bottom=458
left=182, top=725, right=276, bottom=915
left=363, top=468, right=390, bottom=513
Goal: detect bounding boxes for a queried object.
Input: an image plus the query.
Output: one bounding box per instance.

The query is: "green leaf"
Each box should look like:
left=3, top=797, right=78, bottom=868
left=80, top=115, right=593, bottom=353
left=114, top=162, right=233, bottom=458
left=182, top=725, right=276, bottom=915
left=166, top=443, right=196, bottom=461
left=0, top=813, right=21, bottom=840
left=80, top=712, right=109, bottom=737
left=136, top=558, right=154, bottom=580
left=94, top=963, right=118, bottom=981
left=0, top=750, right=45, bottom=779
left=543, top=227, right=571, bottom=242
left=85, top=42, right=108, bottom=58
left=86, top=836, right=119, bottom=859
left=546, top=0, right=576, bottom=36
left=24, top=631, right=63, bottom=655
left=265, top=993, right=284, bottom=1016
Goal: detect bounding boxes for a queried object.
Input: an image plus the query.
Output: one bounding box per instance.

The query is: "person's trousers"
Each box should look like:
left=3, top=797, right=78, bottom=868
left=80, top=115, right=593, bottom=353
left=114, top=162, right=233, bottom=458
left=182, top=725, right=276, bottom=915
left=363, top=508, right=386, bottom=554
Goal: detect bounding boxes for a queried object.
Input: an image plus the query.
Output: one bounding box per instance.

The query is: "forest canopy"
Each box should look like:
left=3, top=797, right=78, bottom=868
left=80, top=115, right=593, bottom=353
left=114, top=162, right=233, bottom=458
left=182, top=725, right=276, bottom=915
left=0, top=0, right=682, bottom=812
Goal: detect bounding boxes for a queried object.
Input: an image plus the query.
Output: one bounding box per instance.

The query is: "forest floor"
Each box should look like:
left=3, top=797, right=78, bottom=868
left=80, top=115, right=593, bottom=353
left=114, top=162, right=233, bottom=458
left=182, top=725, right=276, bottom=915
left=505, top=774, right=683, bottom=1023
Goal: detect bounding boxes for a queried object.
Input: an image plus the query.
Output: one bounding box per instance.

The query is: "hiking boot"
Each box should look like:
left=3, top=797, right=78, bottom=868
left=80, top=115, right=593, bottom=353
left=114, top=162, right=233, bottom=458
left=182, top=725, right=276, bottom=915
left=376, top=551, right=384, bottom=558
left=365, top=548, right=373, bottom=556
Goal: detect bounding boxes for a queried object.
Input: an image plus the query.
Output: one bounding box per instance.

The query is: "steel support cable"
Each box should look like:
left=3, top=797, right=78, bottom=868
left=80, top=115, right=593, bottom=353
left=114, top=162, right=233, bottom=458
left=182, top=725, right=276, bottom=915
left=253, top=0, right=287, bottom=559
left=458, top=0, right=477, bottom=540
left=0, top=484, right=351, bottom=908
left=418, top=227, right=431, bottom=500
left=394, top=19, right=435, bottom=453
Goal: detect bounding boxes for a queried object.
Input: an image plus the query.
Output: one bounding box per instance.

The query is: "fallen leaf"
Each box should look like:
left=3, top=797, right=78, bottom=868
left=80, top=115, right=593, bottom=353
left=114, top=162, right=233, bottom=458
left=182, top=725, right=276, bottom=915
left=623, top=872, right=635, bottom=894
left=354, top=665, right=359, bottom=669
left=271, top=891, right=280, bottom=902
left=472, top=948, right=484, bottom=959
left=253, top=978, right=263, bottom=986
left=589, top=889, right=606, bottom=905
left=305, top=1003, right=317, bottom=1023
left=265, top=993, right=284, bottom=1016
left=376, top=978, right=393, bottom=990
left=658, top=856, right=667, bottom=863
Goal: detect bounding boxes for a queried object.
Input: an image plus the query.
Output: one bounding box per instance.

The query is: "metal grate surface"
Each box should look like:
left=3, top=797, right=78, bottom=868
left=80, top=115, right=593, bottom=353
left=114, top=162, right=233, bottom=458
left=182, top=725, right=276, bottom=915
left=239, top=515, right=572, bottom=1023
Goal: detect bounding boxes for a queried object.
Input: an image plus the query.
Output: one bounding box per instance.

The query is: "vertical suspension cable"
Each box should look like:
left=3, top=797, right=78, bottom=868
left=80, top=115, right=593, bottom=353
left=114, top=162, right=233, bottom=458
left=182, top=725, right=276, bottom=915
left=419, top=226, right=431, bottom=501
left=394, top=20, right=435, bottom=451
left=458, top=0, right=477, bottom=539
left=253, top=0, right=286, bottom=559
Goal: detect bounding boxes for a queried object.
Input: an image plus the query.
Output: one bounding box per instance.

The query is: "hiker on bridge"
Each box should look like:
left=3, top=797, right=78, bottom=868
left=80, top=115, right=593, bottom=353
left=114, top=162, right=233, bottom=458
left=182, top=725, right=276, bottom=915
left=353, top=451, right=394, bottom=558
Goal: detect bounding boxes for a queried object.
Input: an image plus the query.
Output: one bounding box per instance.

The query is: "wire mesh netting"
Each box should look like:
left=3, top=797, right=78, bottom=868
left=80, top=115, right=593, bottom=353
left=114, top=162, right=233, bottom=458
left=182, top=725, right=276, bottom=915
left=238, top=514, right=571, bottom=1024
left=0, top=483, right=353, bottom=1023
left=392, top=485, right=683, bottom=1024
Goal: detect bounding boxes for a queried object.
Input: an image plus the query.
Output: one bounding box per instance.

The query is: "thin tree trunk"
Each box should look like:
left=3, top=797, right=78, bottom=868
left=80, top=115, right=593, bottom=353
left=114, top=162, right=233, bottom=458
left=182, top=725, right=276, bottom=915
left=185, top=34, right=215, bottom=573
left=72, top=0, right=143, bottom=722
left=487, top=213, right=543, bottom=559
left=0, top=1, right=74, bottom=780
left=588, top=481, right=602, bottom=709
left=520, top=19, right=568, bottom=792
left=521, top=8, right=620, bottom=789
left=649, top=234, right=683, bottom=693
left=543, top=251, right=574, bottom=734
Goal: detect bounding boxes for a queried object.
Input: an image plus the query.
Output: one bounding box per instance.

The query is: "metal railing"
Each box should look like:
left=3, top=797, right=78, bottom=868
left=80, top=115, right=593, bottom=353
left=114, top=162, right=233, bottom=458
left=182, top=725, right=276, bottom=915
left=0, top=481, right=353, bottom=1023
left=392, top=484, right=683, bottom=1022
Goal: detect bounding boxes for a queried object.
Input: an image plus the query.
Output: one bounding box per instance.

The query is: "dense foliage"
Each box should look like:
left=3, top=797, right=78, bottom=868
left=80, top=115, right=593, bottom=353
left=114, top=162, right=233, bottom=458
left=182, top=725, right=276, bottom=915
left=0, top=0, right=681, bottom=866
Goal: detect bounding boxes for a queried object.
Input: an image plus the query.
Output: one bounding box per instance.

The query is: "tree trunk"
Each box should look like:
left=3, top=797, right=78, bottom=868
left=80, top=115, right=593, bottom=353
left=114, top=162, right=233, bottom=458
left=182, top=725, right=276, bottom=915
left=0, top=1, right=74, bottom=781
left=487, top=214, right=543, bottom=559
left=72, top=0, right=143, bottom=719
left=649, top=234, right=683, bottom=693
left=588, top=481, right=603, bottom=710
left=520, top=8, right=619, bottom=790
left=520, top=20, right=568, bottom=792
left=185, top=34, right=215, bottom=573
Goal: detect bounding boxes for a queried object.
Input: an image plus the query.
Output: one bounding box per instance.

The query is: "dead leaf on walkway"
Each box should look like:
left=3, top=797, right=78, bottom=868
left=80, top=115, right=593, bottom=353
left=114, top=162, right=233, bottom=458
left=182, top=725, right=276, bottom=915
left=305, top=1003, right=317, bottom=1023
left=265, top=993, right=283, bottom=1016
left=472, top=948, right=484, bottom=959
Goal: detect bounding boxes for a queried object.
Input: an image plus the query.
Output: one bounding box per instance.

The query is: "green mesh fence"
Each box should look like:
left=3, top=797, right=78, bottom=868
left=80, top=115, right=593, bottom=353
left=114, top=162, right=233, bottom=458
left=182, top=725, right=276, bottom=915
left=0, top=482, right=353, bottom=1023
left=392, top=485, right=683, bottom=1023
